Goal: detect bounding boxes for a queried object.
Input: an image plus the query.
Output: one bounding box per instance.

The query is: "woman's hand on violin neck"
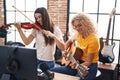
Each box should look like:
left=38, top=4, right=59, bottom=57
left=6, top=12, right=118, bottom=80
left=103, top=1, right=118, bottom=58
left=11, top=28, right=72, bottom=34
left=14, top=22, right=22, bottom=30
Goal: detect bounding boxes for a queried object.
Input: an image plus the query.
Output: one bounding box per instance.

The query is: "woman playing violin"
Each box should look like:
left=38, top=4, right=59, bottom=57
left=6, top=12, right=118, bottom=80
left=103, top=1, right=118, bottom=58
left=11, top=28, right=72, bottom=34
left=14, top=7, right=64, bottom=69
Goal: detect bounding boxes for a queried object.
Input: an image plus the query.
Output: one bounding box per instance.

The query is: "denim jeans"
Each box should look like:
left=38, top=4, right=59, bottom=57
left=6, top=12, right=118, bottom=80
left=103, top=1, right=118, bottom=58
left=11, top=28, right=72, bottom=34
left=50, top=63, right=98, bottom=80
left=37, top=60, right=55, bottom=69
left=81, top=63, right=98, bottom=80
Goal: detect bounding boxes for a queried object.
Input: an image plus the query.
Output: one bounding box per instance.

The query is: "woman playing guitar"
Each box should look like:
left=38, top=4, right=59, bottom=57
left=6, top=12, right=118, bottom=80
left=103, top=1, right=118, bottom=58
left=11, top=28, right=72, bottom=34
left=43, top=13, right=100, bottom=80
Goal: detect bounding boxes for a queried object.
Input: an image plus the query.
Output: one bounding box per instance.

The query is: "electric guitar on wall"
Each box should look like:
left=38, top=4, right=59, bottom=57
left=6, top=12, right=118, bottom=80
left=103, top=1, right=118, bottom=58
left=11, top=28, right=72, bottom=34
left=61, top=43, right=89, bottom=78
left=99, top=8, right=116, bottom=63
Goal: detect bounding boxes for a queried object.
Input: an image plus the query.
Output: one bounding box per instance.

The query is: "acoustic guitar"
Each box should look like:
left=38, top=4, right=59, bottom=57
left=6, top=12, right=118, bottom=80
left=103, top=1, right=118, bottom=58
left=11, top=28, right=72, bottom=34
left=100, top=8, right=116, bottom=63
left=61, top=43, right=89, bottom=78
left=61, top=47, right=83, bottom=66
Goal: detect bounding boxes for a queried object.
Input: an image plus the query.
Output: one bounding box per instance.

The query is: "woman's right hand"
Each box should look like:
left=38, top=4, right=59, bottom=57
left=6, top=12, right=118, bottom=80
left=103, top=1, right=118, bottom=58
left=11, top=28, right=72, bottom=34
left=14, top=22, right=22, bottom=30
left=42, top=30, right=55, bottom=38
left=63, top=50, right=69, bottom=58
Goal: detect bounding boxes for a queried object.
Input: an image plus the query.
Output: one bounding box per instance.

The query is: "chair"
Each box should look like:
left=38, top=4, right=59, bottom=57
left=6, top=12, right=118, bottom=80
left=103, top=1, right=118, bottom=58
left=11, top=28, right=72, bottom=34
left=54, top=46, right=63, bottom=66
left=94, top=69, right=101, bottom=80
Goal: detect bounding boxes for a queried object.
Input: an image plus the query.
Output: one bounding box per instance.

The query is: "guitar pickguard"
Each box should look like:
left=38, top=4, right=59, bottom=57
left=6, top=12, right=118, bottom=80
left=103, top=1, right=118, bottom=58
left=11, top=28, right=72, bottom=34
left=101, top=43, right=115, bottom=59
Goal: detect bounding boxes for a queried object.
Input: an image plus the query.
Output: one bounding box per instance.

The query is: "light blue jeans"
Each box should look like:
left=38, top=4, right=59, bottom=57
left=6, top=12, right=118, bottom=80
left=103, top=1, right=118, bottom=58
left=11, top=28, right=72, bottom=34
left=50, top=63, right=98, bottom=80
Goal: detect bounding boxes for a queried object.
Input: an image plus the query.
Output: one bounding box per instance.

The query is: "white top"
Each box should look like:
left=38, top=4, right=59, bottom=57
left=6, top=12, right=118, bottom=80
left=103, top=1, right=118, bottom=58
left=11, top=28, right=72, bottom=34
left=31, top=26, right=63, bottom=61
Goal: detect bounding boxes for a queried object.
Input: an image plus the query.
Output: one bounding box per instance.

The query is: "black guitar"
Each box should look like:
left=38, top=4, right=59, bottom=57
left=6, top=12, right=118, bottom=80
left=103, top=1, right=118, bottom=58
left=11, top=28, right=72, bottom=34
left=99, top=8, right=116, bottom=63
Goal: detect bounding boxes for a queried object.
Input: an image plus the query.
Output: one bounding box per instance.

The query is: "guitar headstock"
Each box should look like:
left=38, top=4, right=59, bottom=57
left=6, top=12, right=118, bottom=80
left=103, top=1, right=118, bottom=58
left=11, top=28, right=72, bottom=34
left=109, top=8, right=116, bottom=18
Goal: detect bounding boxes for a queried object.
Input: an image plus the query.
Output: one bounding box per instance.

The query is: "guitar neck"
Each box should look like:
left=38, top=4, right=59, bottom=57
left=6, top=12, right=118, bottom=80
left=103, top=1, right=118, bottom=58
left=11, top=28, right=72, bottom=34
left=69, top=54, right=77, bottom=63
left=69, top=54, right=80, bottom=69
left=105, top=18, right=112, bottom=45
left=105, top=8, right=115, bottom=45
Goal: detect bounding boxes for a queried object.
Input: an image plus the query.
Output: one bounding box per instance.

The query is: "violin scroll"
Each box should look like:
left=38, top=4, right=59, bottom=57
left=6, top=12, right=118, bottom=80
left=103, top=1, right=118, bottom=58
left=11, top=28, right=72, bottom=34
left=1, top=24, right=11, bottom=29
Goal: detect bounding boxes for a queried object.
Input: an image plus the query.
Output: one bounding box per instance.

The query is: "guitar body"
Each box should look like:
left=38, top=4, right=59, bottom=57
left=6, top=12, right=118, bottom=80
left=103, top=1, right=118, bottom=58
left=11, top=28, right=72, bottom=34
left=73, top=47, right=83, bottom=61
left=61, top=47, right=83, bottom=66
left=61, top=57, right=71, bottom=66
left=101, top=43, right=115, bottom=57
left=100, top=43, right=115, bottom=63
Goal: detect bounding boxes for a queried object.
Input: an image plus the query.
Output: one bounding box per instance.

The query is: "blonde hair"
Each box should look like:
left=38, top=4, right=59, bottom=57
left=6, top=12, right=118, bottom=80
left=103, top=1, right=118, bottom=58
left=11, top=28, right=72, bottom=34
left=71, top=13, right=97, bottom=37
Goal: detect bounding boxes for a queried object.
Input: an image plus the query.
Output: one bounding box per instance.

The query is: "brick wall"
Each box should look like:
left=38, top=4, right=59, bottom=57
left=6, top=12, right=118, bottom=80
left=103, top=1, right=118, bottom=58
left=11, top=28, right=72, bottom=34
left=48, top=0, right=67, bottom=34
left=0, top=0, right=4, bottom=26
left=0, top=0, right=67, bottom=34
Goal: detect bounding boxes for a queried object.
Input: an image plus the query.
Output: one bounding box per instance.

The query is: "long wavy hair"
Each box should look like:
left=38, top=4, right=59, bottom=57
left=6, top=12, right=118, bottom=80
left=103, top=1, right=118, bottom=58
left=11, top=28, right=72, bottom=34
left=34, top=7, right=55, bottom=45
left=71, top=13, right=97, bottom=37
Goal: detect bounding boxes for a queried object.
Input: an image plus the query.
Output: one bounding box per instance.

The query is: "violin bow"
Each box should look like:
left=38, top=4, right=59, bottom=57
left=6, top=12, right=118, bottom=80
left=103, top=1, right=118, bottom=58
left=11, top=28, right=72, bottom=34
left=12, top=5, right=41, bottom=30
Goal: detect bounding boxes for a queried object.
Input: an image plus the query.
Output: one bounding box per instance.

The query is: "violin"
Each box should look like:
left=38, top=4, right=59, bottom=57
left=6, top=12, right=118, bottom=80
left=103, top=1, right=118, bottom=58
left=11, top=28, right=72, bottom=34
left=1, top=22, right=41, bottom=30
left=1, top=6, right=42, bottom=30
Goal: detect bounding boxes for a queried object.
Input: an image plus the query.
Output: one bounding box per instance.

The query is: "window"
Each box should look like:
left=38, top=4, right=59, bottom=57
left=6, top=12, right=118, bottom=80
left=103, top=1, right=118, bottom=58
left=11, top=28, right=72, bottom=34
left=5, top=0, right=47, bottom=47
left=69, top=0, right=120, bottom=64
